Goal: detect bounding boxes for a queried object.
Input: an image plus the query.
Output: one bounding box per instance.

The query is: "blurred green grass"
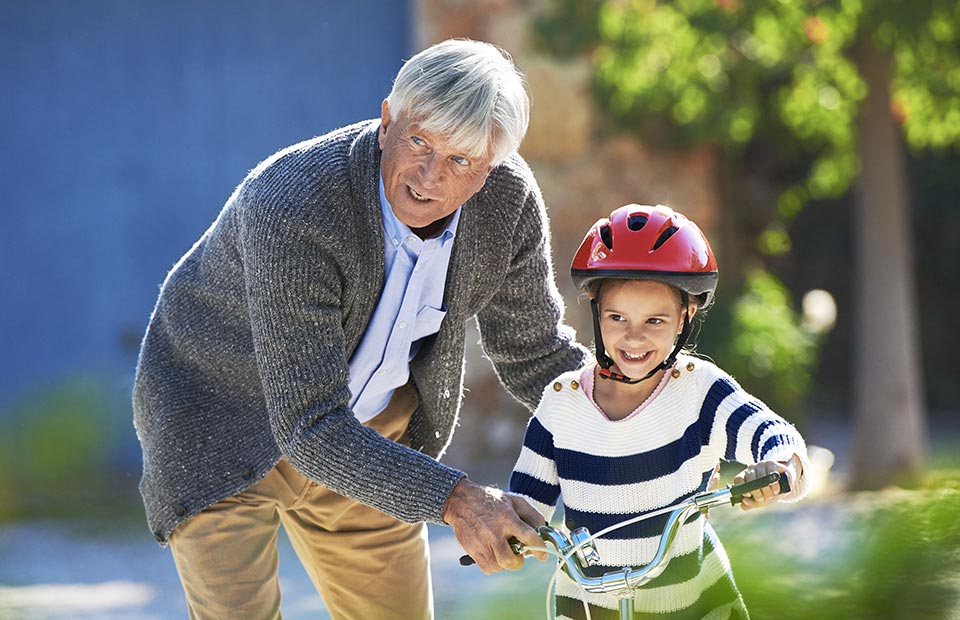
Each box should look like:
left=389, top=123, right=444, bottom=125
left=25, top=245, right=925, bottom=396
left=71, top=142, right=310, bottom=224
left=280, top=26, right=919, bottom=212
left=725, top=472, right=960, bottom=620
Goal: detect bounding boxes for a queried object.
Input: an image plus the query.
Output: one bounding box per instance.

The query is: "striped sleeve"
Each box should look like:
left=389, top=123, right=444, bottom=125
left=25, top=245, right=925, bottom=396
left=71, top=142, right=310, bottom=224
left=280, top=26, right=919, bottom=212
left=701, top=371, right=813, bottom=502
left=509, top=395, right=561, bottom=520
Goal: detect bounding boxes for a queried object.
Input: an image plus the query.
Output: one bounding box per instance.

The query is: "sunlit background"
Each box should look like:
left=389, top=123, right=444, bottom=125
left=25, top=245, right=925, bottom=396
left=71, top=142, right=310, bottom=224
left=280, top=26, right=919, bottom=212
left=2, top=1, right=958, bottom=619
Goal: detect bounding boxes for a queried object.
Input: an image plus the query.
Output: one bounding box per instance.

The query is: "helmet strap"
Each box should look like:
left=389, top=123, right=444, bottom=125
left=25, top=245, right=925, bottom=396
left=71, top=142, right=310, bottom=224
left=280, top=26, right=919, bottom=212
left=593, top=291, right=692, bottom=385
left=591, top=298, right=616, bottom=372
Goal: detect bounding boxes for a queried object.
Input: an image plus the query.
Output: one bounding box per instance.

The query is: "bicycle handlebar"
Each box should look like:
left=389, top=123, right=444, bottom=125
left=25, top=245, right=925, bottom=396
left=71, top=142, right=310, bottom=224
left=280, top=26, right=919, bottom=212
left=459, top=472, right=790, bottom=570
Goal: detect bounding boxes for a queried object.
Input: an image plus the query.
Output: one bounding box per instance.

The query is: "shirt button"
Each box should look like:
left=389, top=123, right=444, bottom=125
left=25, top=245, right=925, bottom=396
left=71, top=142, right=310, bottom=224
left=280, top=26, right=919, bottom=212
left=241, top=467, right=254, bottom=481
left=173, top=503, right=187, bottom=517
left=399, top=322, right=406, bottom=329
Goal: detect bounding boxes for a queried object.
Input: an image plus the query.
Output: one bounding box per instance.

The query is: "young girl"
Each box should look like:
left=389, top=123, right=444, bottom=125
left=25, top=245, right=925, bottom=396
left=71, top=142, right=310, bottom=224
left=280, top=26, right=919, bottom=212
left=510, top=204, right=811, bottom=620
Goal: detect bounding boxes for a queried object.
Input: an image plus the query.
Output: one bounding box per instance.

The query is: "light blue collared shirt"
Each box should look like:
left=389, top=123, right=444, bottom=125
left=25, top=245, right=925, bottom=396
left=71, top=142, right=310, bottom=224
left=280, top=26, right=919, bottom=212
left=347, top=177, right=460, bottom=422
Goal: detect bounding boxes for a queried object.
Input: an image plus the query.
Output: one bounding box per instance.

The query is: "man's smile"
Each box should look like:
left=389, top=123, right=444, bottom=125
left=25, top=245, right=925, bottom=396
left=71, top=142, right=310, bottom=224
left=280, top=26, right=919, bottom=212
left=408, top=186, right=432, bottom=202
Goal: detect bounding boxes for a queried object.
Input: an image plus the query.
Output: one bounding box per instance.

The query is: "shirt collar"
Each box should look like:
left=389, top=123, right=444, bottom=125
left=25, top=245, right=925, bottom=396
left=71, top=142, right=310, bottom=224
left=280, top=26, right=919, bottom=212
left=379, top=174, right=460, bottom=249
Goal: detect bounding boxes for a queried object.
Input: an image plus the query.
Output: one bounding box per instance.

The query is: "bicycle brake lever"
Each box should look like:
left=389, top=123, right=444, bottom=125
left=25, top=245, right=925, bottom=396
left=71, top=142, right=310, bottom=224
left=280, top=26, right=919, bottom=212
left=458, top=537, right=525, bottom=567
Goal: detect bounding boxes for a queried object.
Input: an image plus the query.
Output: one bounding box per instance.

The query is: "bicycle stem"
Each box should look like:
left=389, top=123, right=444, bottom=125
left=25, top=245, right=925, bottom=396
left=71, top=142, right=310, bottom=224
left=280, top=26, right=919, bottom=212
left=535, top=501, right=700, bottom=595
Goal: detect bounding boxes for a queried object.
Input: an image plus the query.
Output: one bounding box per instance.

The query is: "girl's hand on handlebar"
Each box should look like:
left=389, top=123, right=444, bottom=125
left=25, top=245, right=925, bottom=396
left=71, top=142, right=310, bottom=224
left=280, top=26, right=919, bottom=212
left=733, top=455, right=800, bottom=511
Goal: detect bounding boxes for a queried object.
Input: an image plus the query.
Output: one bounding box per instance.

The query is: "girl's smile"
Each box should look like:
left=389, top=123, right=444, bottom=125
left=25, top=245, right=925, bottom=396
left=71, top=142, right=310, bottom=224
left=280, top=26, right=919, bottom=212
left=618, top=348, right=653, bottom=363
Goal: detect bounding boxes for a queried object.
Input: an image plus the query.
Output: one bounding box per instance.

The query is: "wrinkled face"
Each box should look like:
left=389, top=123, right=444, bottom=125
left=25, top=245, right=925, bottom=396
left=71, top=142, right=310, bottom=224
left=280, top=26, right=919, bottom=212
left=597, top=280, right=693, bottom=378
left=378, top=100, right=494, bottom=233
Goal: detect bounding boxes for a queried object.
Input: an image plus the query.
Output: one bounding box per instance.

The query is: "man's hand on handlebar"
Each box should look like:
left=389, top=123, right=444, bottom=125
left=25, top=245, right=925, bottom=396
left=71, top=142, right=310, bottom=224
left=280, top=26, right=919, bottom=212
left=442, top=478, right=548, bottom=574
left=733, top=453, right=802, bottom=511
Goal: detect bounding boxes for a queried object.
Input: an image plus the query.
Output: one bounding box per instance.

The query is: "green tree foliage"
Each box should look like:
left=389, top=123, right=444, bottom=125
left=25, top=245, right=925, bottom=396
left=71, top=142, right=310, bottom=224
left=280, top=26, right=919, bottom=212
left=539, top=0, right=960, bottom=240
left=535, top=0, right=960, bottom=418
left=728, top=269, right=820, bottom=414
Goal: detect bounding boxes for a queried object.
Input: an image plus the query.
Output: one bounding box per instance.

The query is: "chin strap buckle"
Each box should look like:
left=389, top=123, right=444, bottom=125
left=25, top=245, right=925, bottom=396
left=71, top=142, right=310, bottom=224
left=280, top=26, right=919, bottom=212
left=598, top=367, right=631, bottom=383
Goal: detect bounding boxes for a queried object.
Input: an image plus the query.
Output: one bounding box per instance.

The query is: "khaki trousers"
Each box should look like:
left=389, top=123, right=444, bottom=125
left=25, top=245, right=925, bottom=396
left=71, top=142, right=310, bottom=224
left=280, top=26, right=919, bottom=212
left=169, top=384, right=432, bottom=620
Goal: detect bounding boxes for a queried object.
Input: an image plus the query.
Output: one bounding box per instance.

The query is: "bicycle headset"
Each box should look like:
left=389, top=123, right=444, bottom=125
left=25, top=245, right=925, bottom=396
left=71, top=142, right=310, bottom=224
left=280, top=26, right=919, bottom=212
left=570, top=204, right=719, bottom=384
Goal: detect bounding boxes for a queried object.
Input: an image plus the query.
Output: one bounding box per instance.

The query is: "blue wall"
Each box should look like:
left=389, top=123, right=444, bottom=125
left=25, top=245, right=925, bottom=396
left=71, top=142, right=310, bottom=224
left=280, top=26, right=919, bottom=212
left=0, top=1, right=411, bottom=405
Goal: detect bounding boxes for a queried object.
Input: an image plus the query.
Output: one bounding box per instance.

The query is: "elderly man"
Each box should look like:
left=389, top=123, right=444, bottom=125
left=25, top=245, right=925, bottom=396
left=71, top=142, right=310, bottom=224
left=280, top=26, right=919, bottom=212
left=133, top=38, right=589, bottom=619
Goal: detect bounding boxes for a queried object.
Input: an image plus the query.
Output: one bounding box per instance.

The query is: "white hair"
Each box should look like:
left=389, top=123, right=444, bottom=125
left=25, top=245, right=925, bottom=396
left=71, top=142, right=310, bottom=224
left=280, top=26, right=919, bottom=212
left=387, top=39, right=530, bottom=165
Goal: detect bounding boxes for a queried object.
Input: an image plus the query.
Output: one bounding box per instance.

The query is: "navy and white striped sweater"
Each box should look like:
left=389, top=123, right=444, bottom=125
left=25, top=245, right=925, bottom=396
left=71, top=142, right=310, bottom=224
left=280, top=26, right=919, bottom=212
left=509, top=354, right=811, bottom=619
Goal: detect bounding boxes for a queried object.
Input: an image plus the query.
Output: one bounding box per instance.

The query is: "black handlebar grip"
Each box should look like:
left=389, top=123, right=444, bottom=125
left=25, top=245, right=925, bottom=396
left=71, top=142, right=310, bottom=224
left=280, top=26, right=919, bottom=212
left=730, top=472, right=788, bottom=504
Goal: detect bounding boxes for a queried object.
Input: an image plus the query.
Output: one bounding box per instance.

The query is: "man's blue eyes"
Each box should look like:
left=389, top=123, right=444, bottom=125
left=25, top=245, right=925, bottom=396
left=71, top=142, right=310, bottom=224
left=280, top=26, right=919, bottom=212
left=410, top=136, right=470, bottom=166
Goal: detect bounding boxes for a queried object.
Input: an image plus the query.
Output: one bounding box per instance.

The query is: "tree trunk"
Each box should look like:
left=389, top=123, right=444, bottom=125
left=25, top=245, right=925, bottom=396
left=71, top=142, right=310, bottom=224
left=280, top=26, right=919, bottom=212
left=850, top=36, right=927, bottom=489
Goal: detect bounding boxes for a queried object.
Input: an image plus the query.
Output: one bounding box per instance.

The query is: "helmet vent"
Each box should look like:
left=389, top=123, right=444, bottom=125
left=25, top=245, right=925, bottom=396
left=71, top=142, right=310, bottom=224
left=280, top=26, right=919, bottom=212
left=599, top=224, right=614, bottom=250
left=627, top=214, right=648, bottom=231
left=653, top=225, right=679, bottom=250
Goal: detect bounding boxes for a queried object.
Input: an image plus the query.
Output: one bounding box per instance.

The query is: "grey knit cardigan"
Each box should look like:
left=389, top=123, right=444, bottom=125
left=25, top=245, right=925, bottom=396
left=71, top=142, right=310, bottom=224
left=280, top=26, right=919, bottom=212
left=133, top=120, right=589, bottom=544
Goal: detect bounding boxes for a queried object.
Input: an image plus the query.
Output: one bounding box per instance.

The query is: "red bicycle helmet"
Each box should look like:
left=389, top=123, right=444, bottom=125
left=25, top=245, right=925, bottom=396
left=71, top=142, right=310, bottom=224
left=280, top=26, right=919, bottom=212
left=571, top=204, right=719, bottom=383
left=571, top=204, right=718, bottom=305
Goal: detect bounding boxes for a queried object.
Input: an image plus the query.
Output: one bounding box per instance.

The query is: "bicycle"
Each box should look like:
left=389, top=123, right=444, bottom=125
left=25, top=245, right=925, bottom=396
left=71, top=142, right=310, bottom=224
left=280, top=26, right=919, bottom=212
left=461, top=472, right=791, bottom=620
